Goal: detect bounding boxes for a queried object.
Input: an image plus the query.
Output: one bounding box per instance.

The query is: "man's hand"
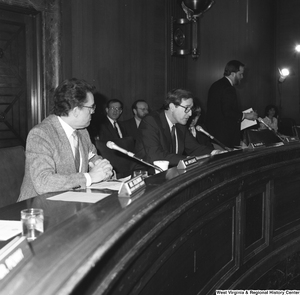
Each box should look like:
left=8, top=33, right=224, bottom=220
left=89, top=159, right=114, bottom=183
left=244, top=111, right=258, bottom=121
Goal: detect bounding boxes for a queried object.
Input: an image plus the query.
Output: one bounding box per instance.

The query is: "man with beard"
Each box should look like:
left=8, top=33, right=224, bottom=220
left=134, top=89, right=217, bottom=168
left=205, top=60, right=257, bottom=148
left=122, top=100, right=149, bottom=142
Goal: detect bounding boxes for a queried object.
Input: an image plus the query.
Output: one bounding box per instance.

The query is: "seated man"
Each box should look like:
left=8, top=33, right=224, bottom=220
left=122, top=100, right=149, bottom=142
left=97, top=99, right=126, bottom=141
left=134, top=89, right=216, bottom=168
left=18, top=78, right=114, bottom=201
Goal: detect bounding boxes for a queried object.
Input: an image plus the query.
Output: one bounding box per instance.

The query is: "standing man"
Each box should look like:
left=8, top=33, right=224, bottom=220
left=123, top=100, right=149, bottom=142
left=19, top=78, right=114, bottom=201
left=98, top=99, right=126, bottom=141
left=205, top=60, right=257, bottom=148
left=134, top=89, right=216, bottom=168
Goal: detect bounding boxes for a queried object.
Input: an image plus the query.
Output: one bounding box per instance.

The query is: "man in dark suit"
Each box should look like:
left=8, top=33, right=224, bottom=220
left=134, top=89, right=215, bottom=168
left=205, top=60, right=257, bottom=148
left=19, top=78, right=114, bottom=201
left=98, top=99, right=126, bottom=141
left=122, top=100, right=149, bottom=142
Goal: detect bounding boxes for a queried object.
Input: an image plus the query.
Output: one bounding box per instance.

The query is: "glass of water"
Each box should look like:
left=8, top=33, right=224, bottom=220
left=21, top=208, right=44, bottom=242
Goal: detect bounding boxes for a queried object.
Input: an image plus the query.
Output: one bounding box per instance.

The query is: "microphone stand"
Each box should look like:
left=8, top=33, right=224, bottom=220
left=131, top=155, right=164, bottom=173
left=257, top=118, right=285, bottom=142
left=196, top=126, right=231, bottom=151
left=106, top=141, right=164, bottom=172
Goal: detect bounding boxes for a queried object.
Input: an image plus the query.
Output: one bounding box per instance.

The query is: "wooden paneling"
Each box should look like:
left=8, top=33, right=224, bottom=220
left=276, top=0, right=300, bottom=123
left=3, top=144, right=300, bottom=293
left=186, top=0, right=276, bottom=118
left=61, top=0, right=170, bottom=120
left=0, top=9, right=30, bottom=147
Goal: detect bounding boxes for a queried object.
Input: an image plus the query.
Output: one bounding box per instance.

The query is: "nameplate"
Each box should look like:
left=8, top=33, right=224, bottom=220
left=118, top=175, right=146, bottom=197
left=249, top=142, right=284, bottom=148
left=0, top=236, right=33, bottom=282
left=177, top=156, right=198, bottom=170
left=249, top=142, right=265, bottom=148
left=284, top=136, right=299, bottom=143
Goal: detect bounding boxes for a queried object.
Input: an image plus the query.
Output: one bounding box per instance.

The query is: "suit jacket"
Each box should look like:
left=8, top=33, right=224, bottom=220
left=18, top=115, right=101, bottom=201
left=134, top=110, right=213, bottom=167
left=122, top=117, right=139, bottom=142
left=98, top=116, right=126, bottom=142
left=205, top=77, right=243, bottom=147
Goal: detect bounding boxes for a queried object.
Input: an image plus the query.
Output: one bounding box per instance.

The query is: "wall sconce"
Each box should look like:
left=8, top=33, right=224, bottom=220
left=171, top=0, right=215, bottom=59
left=278, top=68, right=290, bottom=83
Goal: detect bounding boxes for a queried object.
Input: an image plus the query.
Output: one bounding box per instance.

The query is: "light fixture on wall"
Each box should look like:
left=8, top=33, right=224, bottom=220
left=278, top=68, right=290, bottom=83
left=277, top=67, right=290, bottom=115
left=171, top=0, right=215, bottom=59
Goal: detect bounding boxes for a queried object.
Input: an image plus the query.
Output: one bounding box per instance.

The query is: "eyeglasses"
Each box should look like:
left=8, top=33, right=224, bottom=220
left=109, top=107, right=123, bottom=112
left=176, top=104, right=194, bottom=114
left=81, top=104, right=96, bottom=114
left=136, top=108, right=149, bottom=112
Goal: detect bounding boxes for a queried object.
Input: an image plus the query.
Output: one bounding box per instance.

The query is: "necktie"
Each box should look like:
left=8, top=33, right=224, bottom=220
left=171, top=125, right=176, bottom=153
left=72, top=130, right=80, bottom=172
left=114, top=121, right=121, bottom=138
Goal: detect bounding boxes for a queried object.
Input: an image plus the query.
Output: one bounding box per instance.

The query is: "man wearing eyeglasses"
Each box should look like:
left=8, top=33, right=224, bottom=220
left=18, top=78, right=114, bottom=201
left=122, top=100, right=149, bottom=142
left=134, top=89, right=215, bottom=168
left=97, top=99, right=126, bottom=141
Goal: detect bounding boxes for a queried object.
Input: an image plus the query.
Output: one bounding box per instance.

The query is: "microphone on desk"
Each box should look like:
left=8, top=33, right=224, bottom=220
left=195, top=126, right=231, bottom=151
left=257, top=118, right=285, bottom=142
left=106, top=141, right=164, bottom=172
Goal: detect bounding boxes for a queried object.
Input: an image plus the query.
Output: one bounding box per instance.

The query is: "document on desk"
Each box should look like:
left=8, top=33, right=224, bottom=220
left=47, top=178, right=131, bottom=203
left=47, top=191, right=111, bottom=203
left=0, top=220, right=22, bottom=241
left=241, top=108, right=257, bottom=130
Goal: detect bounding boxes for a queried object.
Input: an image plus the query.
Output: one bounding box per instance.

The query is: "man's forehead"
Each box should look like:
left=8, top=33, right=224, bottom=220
left=137, top=101, right=148, bottom=108
left=181, top=98, right=193, bottom=105
left=238, top=66, right=244, bottom=73
left=109, top=102, right=121, bottom=107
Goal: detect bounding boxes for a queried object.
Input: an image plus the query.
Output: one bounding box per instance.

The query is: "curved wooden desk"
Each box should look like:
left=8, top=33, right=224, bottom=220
left=1, top=144, right=300, bottom=294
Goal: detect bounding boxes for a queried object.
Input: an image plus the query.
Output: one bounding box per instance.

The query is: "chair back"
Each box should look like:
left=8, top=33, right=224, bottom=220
left=95, top=137, right=138, bottom=178
left=278, top=117, right=296, bottom=136
left=0, top=146, right=25, bottom=208
left=293, top=126, right=300, bottom=139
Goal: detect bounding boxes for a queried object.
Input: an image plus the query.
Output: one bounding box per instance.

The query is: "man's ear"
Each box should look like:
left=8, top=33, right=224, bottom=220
left=169, top=103, right=175, bottom=111
left=72, top=106, right=79, bottom=117
left=105, top=107, right=108, bottom=114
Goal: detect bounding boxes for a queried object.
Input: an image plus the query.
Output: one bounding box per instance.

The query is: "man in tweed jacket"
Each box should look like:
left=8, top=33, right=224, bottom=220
left=18, top=78, right=113, bottom=201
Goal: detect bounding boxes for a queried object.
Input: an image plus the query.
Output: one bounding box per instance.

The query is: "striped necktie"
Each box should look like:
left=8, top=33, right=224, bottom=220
left=114, top=121, right=121, bottom=138
left=171, top=125, right=176, bottom=153
left=72, top=130, right=80, bottom=172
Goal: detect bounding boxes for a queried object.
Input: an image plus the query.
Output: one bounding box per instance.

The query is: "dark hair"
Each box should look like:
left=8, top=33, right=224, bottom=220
left=106, top=99, right=123, bottom=109
left=52, top=78, right=95, bottom=116
left=131, top=100, right=148, bottom=112
left=224, top=60, right=245, bottom=76
left=264, top=104, right=278, bottom=117
left=163, top=89, right=193, bottom=110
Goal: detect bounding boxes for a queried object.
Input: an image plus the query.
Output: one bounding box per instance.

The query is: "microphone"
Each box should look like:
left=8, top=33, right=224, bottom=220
left=257, top=118, right=284, bottom=142
left=195, top=125, right=231, bottom=151
left=106, top=141, right=164, bottom=172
